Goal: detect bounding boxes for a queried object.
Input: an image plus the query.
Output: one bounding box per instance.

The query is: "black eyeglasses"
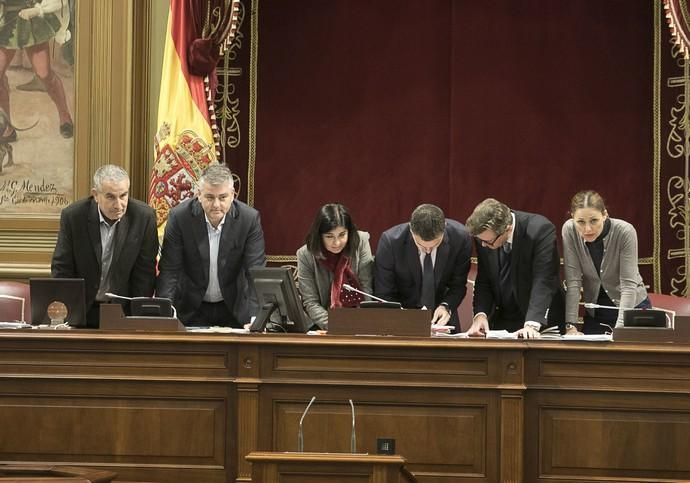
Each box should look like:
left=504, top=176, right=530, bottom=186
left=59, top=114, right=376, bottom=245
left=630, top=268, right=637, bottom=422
left=475, top=231, right=502, bottom=247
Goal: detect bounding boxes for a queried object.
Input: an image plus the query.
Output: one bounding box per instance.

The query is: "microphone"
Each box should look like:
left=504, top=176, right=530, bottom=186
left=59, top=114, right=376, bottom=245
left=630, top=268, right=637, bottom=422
left=342, top=284, right=395, bottom=304
left=349, top=399, right=356, bottom=453
left=297, top=396, right=316, bottom=452
left=581, top=302, right=675, bottom=326
left=105, top=293, right=178, bottom=319
left=582, top=302, right=676, bottom=315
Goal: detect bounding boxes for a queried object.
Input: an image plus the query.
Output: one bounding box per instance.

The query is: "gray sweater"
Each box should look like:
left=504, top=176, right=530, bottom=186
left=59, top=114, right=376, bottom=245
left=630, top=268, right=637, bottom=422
left=562, top=217, right=647, bottom=326
left=296, top=231, right=374, bottom=329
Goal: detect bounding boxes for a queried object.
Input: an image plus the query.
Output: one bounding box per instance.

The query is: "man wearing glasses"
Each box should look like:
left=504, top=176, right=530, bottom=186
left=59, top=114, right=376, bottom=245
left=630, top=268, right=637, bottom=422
left=465, top=198, right=564, bottom=339
left=374, top=204, right=472, bottom=329
left=157, top=164, right=266, bottom=327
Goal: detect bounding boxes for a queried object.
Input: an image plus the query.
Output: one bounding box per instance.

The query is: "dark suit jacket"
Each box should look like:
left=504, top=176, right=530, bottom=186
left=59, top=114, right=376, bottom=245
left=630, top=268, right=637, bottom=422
left=374, top=220, right=472, bottom=327
left=51, top=197, right=159, bottom=326
left=473, top=210, right=564, bottom=329
left=156, top=198, right=266, bottom=325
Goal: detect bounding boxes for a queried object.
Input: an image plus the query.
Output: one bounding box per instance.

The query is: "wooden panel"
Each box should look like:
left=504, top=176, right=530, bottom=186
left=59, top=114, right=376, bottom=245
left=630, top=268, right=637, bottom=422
left=0, top=339, right=234, bottom=380
left=0, top=395, right=223, bottom=462
left=260, top=344, right=524, bottom=388
left=259, top=385, right=499, bottom=482
left=525, top=391, right=690, bottom=482
left=500, top=392, right=523, bottom=483
left=526, top=348, right=690, bottom=393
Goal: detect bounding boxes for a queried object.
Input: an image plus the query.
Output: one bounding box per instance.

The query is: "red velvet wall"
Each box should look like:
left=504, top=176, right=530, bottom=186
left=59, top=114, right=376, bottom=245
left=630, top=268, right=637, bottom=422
left=246, top=1, right=655, bottom=276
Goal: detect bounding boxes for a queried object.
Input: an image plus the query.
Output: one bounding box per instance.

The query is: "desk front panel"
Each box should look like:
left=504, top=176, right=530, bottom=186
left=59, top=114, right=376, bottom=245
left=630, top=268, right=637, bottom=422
left=0, top=333, right=688, bottom=483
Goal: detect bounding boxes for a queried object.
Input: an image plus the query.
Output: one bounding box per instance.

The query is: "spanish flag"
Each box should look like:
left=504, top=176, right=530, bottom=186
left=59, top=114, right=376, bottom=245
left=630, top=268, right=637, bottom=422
left=148, top=0, right=218, bottom=240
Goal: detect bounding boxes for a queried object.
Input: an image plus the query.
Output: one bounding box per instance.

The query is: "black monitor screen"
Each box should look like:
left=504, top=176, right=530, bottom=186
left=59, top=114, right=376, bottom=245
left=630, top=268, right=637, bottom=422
left=29, top=278, right=86, bottom=327
left=249, top=267, right=311, bottom=333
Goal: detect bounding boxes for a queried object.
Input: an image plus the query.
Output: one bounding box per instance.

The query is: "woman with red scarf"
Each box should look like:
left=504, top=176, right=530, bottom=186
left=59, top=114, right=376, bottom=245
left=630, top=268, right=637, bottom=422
left=296, top=203, right=374, bottom=330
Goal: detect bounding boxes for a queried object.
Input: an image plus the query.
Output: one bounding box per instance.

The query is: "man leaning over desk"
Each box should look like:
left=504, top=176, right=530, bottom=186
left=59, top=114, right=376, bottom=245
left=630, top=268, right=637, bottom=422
left=51, top=165, right=158, bottom=328
left=374, top=204, right=472, bottom=329
left=157, top=164, right=266, bottom=327
left=465, top=198, right=564, bottom=339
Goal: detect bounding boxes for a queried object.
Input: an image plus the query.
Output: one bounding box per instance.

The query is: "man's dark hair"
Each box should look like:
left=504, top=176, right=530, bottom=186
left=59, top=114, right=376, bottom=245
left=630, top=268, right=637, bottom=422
left=409, top=204, right=445, bottom=241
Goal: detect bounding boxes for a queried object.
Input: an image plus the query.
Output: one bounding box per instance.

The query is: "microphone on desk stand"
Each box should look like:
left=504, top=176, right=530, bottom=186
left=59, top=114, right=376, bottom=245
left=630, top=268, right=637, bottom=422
left=580, top=302, right=675, bottom=328
left=342, top=284, right=395, bottom=304
left=297, top=396, right=316, bottom=452
left=349, top=399, right=357, bottom=453
left=105, top=293, right=178, bottom=319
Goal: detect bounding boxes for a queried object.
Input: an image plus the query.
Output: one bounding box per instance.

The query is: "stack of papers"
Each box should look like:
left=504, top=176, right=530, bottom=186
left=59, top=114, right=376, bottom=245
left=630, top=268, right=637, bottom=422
left=0, top=321, right=32, bottom=329
left=186, top=326, right=249, bottom=333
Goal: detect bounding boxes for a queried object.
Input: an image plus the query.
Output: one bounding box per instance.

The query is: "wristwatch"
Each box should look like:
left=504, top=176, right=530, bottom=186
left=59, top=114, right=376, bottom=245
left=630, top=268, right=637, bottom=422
left=523, top=321, right=542, bottom=331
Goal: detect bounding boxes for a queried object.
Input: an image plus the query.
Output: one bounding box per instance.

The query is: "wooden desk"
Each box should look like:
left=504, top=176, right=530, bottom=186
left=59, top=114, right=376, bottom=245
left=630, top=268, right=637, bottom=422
left=0, top=331, right=688, bottom=483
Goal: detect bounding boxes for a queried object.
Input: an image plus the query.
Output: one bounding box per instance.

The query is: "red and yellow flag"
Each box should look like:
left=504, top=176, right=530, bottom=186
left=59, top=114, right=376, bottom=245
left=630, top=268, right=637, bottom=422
left=149, top=0, right=218, bottom=240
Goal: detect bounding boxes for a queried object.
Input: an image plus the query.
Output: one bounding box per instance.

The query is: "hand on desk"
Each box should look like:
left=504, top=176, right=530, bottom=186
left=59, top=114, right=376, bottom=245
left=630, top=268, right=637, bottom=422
left=515, top=326, right=540, bottom=339
left=430, top=305, right=451, bottom=326
left=467, top=314, right=490, bottom=337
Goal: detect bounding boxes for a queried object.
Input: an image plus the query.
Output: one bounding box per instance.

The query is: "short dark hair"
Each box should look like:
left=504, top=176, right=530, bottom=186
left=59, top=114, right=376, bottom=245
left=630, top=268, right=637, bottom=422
left=465, top=198, right=512, bottom=236
left=409, top=204, right=445, bottom=241
left=305, top=203, right=360, bottom=258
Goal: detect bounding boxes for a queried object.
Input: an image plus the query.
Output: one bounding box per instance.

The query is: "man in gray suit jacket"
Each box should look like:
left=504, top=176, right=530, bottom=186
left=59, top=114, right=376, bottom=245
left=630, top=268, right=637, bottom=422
left=52, top=165, right=159, bottom=328
left=374, top=204, right=472, bottom=329
left=157, top=164, right=266, bottom=327
left=466, top=198, right=564, bottom=338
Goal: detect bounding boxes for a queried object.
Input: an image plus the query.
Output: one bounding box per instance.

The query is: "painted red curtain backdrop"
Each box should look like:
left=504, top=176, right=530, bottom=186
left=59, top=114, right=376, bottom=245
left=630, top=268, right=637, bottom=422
left=228, top=1, right=657, bottom=286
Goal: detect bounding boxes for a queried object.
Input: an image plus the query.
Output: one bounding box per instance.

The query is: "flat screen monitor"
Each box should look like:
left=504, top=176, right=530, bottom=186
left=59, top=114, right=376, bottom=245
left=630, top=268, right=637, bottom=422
left=249, top=267, right=312, bottom=333
left=29, top=278, right=86, bottom=327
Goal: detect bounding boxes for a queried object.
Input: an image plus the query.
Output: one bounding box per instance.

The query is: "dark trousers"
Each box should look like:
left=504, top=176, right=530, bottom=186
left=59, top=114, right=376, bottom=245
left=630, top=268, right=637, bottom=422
left=186, top=301, right=241, bottom=328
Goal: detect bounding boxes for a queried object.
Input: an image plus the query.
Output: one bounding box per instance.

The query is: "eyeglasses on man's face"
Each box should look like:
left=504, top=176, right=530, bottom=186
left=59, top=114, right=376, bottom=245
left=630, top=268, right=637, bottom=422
left=475, top=230, right=503, bottom=248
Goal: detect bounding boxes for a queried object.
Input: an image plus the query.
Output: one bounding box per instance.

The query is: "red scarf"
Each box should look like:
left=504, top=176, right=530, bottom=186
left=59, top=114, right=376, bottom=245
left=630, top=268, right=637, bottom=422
left=319, top=251, right=364, bottom=308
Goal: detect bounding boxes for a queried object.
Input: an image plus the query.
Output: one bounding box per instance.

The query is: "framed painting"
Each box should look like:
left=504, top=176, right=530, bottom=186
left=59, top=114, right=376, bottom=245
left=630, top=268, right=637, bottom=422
left=0, top=0, right=149, bottom=278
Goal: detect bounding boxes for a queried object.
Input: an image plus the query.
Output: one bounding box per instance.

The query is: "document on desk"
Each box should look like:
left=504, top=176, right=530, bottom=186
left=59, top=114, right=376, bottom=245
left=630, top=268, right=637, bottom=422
left=486, top=330, right=518, bottom=339
left=432, top=331, right=469, bottom=338
left=0, top=321, right=32, bottom=329
left=562, top=333, right=612, bottom=341
left=186, top=326, right=250, bottom=334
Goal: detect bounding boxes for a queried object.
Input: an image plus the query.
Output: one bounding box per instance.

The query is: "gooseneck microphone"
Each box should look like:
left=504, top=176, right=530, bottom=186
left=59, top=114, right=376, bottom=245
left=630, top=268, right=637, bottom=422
left=342, top=284, right=394, bottom=304
left=349, top=399, right=357, bottom=453
left=105, top=292, right=132, bottom=301
left=297, top=396, right=316, bottom=452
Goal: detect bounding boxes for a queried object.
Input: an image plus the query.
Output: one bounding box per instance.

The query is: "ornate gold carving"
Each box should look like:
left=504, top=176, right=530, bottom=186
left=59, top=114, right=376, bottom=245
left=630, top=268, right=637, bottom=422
left=216, top=1, right=246, bottom=151
left=666, top=175, right=690, bottom=295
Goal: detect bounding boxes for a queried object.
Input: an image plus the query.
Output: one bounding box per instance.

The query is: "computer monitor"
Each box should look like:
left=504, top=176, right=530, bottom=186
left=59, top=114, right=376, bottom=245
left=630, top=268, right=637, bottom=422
left=248, top=267, right=312, bottom=333
left=29, top=278, right=86, bottom=327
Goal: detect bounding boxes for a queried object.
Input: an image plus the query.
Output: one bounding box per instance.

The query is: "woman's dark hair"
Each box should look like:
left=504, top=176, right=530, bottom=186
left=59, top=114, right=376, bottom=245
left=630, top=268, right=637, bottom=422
left=305, top=203, right=360, bottom=258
